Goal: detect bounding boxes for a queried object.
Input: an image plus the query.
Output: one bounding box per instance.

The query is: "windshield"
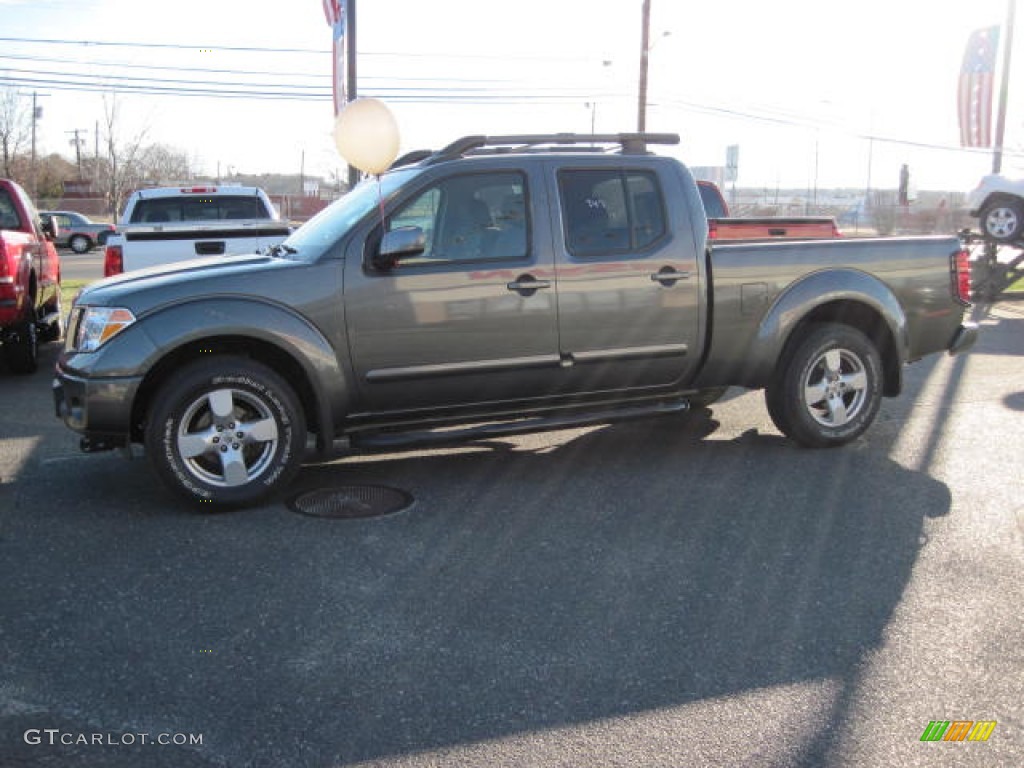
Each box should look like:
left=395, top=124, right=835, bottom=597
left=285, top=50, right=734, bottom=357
left=282, top=168, right=422, bottom=261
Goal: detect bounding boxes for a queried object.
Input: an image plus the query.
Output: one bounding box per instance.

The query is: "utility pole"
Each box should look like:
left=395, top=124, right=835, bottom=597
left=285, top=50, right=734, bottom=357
left=992, top=0, right=1016, bottom=173
left=637, top=0, right=651, bottom=132
left=66, top=128, right=88, bottom=178
left=30, top=92, right=38, bottom=199
left=346, top=0, right=359, bottom=190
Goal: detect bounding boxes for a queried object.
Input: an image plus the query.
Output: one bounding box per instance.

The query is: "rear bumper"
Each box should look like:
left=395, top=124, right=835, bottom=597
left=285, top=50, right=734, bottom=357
left=947, top=322, right=978, bottom=356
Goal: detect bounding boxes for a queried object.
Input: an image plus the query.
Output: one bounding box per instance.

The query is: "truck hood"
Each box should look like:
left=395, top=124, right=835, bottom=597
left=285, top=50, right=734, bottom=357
left=76, top=253, right=302, bottom=312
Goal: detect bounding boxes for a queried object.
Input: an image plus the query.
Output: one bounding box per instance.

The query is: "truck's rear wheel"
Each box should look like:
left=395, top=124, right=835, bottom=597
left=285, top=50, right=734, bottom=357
left=766, top=323, right=882, bottom=448
left=144, top=358, right=306, bottom=508
left=3, top=319, right=38, bottom=374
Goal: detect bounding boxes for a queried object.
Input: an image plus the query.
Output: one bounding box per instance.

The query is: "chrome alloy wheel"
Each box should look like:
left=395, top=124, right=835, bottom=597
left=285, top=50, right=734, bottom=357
left=802, top=348, right=869, bottom=428
left=984, top=206, right=1020, bottom=239
left=176, top=387, right=280, bottom=488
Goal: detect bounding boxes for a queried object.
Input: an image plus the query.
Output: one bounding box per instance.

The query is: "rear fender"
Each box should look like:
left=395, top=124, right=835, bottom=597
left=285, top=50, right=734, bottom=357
left=749, top=269, right=908, bottom=390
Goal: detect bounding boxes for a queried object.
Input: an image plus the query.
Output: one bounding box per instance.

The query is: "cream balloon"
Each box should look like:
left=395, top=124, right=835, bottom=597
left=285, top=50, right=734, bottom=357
left=333, top=98, right=400, bottom=175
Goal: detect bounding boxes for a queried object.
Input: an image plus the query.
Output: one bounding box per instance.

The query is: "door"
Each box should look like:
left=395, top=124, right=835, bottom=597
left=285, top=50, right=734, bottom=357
left=551, top=165, right=702, bottom=392
left=344, top=168, right=561, bottom=411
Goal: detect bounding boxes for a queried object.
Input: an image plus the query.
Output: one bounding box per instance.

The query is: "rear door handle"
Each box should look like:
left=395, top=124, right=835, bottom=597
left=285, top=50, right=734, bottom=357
left=650, top=268, right=690, bottom=286
left=506, top=275, right=551, bottom=296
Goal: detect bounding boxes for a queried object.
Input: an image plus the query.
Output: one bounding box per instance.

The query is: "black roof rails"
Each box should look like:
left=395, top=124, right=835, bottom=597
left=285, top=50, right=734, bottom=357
left=389, top=149, right=433, bottom=170
left=423, top=133, right=680, bottom=166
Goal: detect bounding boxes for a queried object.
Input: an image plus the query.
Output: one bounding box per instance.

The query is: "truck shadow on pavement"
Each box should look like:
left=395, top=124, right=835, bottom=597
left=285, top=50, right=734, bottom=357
left=9, top=304, right=1024, bottom=765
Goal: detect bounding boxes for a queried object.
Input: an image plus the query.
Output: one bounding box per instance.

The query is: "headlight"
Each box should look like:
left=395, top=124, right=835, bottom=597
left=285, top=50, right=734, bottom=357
left=72, top=306, right=137, bottom=352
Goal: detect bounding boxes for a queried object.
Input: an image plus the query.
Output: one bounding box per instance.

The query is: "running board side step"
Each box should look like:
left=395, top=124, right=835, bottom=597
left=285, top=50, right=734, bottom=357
left=350, top=400, right=690, bottom=451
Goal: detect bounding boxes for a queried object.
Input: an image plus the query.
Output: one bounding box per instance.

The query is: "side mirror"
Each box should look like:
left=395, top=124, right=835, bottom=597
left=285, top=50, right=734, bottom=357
left=40, top=215, right=59, bottom=241
left=374, top=226, right=426, bottom=270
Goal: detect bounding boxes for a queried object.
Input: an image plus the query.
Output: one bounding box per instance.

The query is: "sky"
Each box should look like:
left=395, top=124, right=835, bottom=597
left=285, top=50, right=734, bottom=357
left=2, top=0, right=1023, bottom=195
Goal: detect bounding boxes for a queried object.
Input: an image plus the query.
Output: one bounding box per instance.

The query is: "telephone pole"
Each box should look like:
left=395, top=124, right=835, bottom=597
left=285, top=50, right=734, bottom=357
left=992, top=0, right=1016, bottom=173
left=30, top=92, right=38, bottom=198
left=346, top=0, right=359, bottom=189
left=637, top=0, right=651, bottom=132
left=66, top=128, right=88, bottom=178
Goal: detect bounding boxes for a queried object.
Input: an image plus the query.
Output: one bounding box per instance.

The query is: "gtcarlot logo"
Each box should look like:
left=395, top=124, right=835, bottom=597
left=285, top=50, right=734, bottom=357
left=24, top=729, right=203, bottom=747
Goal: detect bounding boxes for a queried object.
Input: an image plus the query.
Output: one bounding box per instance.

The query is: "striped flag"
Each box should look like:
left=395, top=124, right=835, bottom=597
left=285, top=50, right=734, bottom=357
left=322, top=0, right=348, bottom=115
left=958, top=26, right=1000, bottom=147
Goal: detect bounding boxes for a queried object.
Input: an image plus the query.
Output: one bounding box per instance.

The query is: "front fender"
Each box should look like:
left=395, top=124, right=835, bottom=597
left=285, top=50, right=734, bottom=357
left=65, top=297, right=351, bottom=448
left=747, top=269, right=908, bottom=388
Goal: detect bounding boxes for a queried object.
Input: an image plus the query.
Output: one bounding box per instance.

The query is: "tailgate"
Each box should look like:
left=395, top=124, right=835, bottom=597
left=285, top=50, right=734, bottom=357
left=121, top=222, right=291, bottom=271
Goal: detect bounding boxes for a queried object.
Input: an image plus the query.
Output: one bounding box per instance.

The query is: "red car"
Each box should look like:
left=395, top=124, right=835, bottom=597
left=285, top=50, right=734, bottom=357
left=1, top=179, right=62, bottom=373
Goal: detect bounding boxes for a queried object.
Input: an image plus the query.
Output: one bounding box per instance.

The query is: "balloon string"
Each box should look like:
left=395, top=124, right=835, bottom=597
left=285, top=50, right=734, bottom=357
left=376, top=175, right=386, bottom=230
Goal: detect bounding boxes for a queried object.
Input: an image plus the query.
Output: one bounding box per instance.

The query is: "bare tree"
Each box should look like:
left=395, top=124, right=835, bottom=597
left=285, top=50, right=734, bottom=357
left=139, top=143, right=194, bottom=184
left=101, top=92, right=150, bottom=215
left=0, top=87, right=30, bottom=178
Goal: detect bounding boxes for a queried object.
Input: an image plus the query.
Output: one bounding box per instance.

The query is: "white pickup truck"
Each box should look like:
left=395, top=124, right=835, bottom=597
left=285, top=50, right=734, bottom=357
left=103, top=185, right=292, bottom=276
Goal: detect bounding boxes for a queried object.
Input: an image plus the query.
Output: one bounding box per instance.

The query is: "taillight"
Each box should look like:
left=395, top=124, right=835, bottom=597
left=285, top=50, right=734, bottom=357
left=832, top=221, right=843, bottom=238
left=0, top=240, right=15, bottom=302
left=708, top=219, right=719, bottom=240
left=104, top=244, right=123, bottom=277
left=952, top=247, right=972, bottom=305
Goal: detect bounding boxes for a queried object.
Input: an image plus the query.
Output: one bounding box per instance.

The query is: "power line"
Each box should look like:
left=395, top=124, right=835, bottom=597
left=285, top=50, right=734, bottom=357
left=0, top=36, right=597, bottom=62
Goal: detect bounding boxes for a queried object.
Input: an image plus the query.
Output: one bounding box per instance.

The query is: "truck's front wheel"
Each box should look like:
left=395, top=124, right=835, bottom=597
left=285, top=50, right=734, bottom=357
left=766, top=324, right=882, bottom=448
left=145, top=358, right=306, bottom=508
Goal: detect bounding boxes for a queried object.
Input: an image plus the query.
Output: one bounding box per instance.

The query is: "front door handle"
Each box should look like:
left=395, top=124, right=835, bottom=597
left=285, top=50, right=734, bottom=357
left=650, top=267, right=691, bottom=286
left=506, top=275, right=551, bottom=296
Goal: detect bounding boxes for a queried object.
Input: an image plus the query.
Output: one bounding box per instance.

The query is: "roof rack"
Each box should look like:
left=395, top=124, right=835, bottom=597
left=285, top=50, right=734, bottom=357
left=419, top=133, right=680, bottom=166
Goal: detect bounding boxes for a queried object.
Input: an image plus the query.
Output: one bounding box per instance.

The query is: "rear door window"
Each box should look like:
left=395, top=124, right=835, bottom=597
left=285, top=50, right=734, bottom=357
left=559, top=169, right=666, bottom=256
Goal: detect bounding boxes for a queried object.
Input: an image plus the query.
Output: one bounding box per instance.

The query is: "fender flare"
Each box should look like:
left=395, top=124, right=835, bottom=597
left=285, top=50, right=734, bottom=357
left=134, top=297, right=351, bottom=450
left=748, top=268, right=908, bottom=390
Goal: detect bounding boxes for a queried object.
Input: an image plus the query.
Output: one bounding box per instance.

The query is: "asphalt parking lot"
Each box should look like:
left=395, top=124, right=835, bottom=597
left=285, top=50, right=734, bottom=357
left=1, top=299, right=1021, bottom=767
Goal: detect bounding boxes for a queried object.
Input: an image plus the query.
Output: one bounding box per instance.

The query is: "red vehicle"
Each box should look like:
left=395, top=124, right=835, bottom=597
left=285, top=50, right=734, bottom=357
left=697, top=180, right=841, bottom=240
left=0, top=179, right=62, bottom=373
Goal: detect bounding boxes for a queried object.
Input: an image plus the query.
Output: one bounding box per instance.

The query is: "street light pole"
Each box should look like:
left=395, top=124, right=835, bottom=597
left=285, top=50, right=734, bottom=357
left=637, top=0, right=651, bottom=132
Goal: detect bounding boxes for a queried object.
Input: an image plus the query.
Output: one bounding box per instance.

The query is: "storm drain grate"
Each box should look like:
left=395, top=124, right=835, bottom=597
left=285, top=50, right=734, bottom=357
left=288, top=485, right=414, bottom=519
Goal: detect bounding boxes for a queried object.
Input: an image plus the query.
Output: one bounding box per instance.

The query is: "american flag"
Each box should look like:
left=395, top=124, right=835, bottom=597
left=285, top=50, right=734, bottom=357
left=958, top=26, right=1000, bottom=148
left=322, top=0, right=347, bottom=115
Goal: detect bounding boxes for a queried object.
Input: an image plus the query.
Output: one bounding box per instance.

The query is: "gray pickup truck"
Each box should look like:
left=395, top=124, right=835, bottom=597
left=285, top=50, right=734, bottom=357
left=54, top=133, right=977, bottom=507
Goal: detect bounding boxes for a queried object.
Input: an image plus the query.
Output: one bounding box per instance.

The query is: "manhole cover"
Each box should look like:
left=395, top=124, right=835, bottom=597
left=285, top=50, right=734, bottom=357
left=288, top=485, right=414, bottom=519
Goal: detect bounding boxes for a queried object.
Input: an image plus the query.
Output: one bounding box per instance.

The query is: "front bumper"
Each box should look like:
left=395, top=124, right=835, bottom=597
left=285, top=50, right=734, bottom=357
left=53, top=364, right=143, bottom=441
left=948, top=322, right=979, bottom=356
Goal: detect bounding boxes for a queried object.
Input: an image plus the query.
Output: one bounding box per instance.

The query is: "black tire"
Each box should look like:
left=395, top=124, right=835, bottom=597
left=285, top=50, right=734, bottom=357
left=144, top=357, right=306, bottom=508
left=979, top=198, right=1024, bottom=242
left=3, top=319, right=39, bottom=374
left=69, top=234, right=93, bottom=254
left=765, top=323, right=882, bottom=448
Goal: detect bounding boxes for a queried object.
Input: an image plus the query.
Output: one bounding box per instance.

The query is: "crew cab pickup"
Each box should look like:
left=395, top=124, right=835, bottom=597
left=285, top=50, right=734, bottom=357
left=697, top=180, right=841, bottom=240
left=54, top=133, right=977, bottom=507
left=1, top=178, right=62, bottom=373
left=103, top=185, right=291, bottom=276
